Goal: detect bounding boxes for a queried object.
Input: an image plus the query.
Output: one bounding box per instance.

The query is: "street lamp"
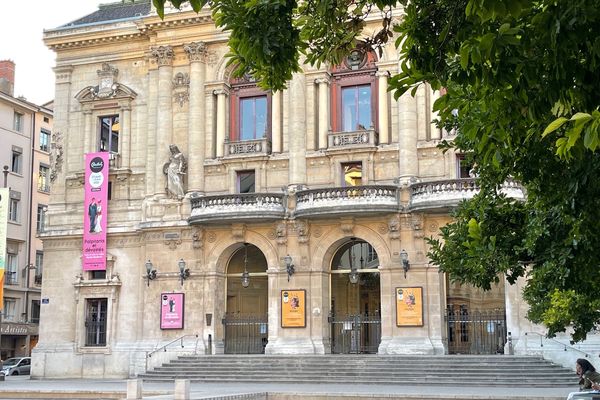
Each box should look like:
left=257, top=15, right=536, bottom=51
left=178, top=258, right=190, bottom=286
left=145, top=259, right=157, bottom=286
left=241, top=244, right=250, bottom=288
left=2, top=165, right=8, bottom=188
left=283, top=255, right=294, bottom=282
left=400, top=249, right=410, bottom=278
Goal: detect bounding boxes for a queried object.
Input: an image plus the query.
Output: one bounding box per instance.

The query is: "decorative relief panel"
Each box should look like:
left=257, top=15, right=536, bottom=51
left=75, top=62, right=138, bottom=103
left=172, top=72, right=190, bottom=107
left=49, top=131, right=63, bottom=183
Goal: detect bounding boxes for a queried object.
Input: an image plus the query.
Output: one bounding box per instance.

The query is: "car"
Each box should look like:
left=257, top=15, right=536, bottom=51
left=1, top=357, right=31, bottom=376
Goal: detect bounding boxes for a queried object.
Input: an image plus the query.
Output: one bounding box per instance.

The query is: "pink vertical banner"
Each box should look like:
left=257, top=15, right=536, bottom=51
left=161, top=293, right=185, bottom=329
left=83, top=152, right=109, bottom=271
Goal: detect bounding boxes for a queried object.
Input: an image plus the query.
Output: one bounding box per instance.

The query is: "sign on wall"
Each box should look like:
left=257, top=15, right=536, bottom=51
left=396, top=287, right=424, bottom=327
left=0, top=188, right=8, bottom=310
left=161, top=293, right=185, bottom=329
left=82, top=152, right=109, bottom=271
left=281, top=289, right=306, bottom=328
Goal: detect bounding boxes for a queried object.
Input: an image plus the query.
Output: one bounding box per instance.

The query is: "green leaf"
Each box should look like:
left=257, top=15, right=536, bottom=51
left=542, top=117, right=568, bottom=137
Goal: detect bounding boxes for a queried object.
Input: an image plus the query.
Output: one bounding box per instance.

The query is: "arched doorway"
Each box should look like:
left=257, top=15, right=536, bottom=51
left=224, top=243, right=268, bottom=354
left=329, top=238, right=381, bottom=354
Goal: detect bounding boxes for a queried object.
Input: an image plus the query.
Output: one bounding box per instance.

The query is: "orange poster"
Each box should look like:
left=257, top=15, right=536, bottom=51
left=281, top=290, right=306, bottom=328
left=396, top=287, right=424, bottom=326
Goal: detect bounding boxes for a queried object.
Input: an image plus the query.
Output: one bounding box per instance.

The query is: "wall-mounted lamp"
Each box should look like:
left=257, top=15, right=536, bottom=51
left=349, top=264, right=359, bottom=284
left=241, top=244, right=250, bottom=288
left=400, top=249, right=410, bottom=278
left=178, top=258, right=190, bottom=286
left=145, top=259, right=157, bottom=286
left=283, top=254, right=295, bottom=282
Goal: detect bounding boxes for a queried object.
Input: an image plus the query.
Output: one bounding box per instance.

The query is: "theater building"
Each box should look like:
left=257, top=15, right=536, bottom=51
left=34, top=0, right=548, bottom=379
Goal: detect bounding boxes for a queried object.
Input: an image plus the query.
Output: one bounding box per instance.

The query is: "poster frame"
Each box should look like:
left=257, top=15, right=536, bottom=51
left=160, top=292, right=185, bottom=330
left=280, top=289, right=306, bottom=328
left=395, top=286, right=424, bottom=327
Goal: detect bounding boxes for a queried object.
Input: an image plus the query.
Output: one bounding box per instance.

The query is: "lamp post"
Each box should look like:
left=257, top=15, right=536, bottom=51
left=178, top=258, right=189, bottom=286
left=241, top=244, right=249, bottom=288
left=400, top=249, right=410, bottom=278
left=2, top=165, right=8, bottom=189
left=283, top=255, right=294, bottom=282
left=145, top=260, right=157, bottom=286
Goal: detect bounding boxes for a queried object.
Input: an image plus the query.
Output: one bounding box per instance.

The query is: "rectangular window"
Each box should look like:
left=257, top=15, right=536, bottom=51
left=3, top=298, right=16, bottom=321
left=43, top=116, right=49, bottom=123
left=40, top=129, right=51, bottom=152
left=9, top=198, right=19, bottom=223
left=13, top=112, right=23, bottom=132
left=35, top=251, right=43, bottom=284
left=85, top=298, right=108, bottom=346
left=237, top=170, right=255, bottom=193
left=11, top=148, right=22, bottom=174
left=341, top=85, right=371, bottom=132
left=6, top=254, right=17, bottom=285
left=31, top=300, right=41, bottom=323
left=239, top=96, right=267, bottom=140
left=457, top=154, right=475, bottom=179
left=342, top=162, right=362, bottom=187
left=38, top=165, right=50, bottom=192
left=90, top=270, right=106, bottom=280
left=99, top=115, right=119, bottom=154
left=36, top=205, right=47, bottom=233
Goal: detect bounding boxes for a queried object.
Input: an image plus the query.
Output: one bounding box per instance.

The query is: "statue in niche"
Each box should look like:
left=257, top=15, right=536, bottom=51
left=163, top=144, right=187, bottom=199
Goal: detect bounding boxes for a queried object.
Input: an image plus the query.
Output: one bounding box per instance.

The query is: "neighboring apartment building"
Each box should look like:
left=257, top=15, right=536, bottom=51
left=0, top=60, right=51, bottom=359
left=35, top=0, right=573, bottom=380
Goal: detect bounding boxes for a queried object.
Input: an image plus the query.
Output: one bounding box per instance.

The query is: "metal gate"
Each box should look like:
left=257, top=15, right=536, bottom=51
left=446, top=308, right=506, bottom=354
left=222, top=314, right=268, bottom=354
left=330, top=314, right=381, bottom=354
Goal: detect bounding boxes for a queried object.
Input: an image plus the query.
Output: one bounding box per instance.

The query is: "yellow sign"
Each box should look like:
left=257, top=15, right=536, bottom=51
left=396, top=287, right=423, bottom=327
left=0, top=188, right=8, bottom=310
left=281, top=289, right=306, bottom=328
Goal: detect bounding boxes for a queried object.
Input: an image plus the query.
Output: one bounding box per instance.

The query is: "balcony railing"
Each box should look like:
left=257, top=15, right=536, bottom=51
left=295, top=185, right=398, bottom=218
left=189, top=192, right=285, bottom=224
left=34, top=274, right=43, bottom=285
left=38, top=176, right=50, bottom=193
left=328, top=129, right=378, bottom=151
left=224, top=138, right=271, bottom=158
left=5, top=271, right=18, bottom=285
left=409, top=178, right=525, bottom=211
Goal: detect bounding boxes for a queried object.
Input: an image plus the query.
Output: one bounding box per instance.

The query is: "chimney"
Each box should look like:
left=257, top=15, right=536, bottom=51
left=0, top=60, right=15, bottom=96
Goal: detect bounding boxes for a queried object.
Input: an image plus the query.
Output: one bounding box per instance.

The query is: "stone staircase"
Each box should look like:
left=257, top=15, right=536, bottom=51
left=139, top=354, right=575, bottom=387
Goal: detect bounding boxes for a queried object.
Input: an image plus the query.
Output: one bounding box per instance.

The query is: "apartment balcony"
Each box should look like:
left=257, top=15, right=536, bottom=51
left=295, top=185, right=399, bottom=218
left=409, top=178, right=525, bottom=211
left=224, top=137, right=271, bottom=158
left=189, top=193, right=285, bottom=224
left=327, top=129, right=378, bottom=152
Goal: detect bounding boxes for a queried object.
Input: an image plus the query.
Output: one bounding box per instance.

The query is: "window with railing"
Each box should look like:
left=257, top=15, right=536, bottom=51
left=85, top=298, right=108, bottom=346
left=38, top=165, right=50, bottom=192
left=31, top=300, right=41, bottom=324
left=36, top=205, right=47, bottom=233
left=3, top=298, right=16, bottom=321
left=5, top=253, right=17, bottom=285
left=40, top=129, right=50, bottom=152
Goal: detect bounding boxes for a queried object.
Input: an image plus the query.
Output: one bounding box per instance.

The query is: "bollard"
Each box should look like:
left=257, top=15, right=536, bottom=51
left=174, top=379, right=190, bottom=400
left=126, top=379, right=142, bottom=400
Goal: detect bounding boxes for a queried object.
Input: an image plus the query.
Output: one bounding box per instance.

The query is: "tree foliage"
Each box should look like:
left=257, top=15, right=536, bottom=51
left=155, top=0, right=600, bottom=341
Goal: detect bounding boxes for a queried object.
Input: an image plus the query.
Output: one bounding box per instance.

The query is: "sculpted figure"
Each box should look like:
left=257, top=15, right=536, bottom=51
left=163, top=144, right=187, bottom=199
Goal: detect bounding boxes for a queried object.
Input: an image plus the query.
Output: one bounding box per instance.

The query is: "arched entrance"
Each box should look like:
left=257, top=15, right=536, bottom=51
left=329, top=238, right=381, bottom=354
left=224, top=243, right=268, bottom=354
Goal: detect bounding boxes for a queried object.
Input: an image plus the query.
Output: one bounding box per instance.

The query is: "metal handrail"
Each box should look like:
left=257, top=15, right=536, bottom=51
left=525, top=331, right=591, bottom=357
left=146, top=334, right=199, bottom=359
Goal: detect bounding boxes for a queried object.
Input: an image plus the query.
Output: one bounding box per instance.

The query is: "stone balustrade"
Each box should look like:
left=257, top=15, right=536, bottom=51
left=224, top=137, right=271, bottom=158
left=189, top=193, right=285, bottom=223
left=295, top=185, right=398, bottom=218
left=327, top=129, right=378, bottom=150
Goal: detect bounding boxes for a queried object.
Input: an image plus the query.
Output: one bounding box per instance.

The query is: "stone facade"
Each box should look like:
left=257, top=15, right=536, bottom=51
left=34, top=1, right=590, bottom=380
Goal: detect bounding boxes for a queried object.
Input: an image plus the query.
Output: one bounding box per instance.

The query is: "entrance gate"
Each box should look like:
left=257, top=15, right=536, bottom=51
left=222, top=314, right=268, bottom=354
left=330, top=314, right=381, bottom=354
left=446, top=308, right=506, bottom=354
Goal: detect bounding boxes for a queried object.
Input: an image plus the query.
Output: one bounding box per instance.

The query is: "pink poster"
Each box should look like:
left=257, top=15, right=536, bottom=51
left=161, top=293, right=185, bottom=329
left=83, top=152, right=109, bottom=271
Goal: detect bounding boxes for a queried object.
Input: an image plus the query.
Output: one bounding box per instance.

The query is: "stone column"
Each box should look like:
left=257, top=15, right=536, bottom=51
left=83, top=109, right=93, bottom=155
left=398, top=91, right=419, bottom=181
left=146, top=68, right=158, bottom=196
left=288, top=73, right=307, bottom=185
left=184, top=42, right=207, bottom=194
left=215, top=89, right=228, bottom=158
left=315, top=78, right=330, bottom=150
left=120, top=105, right=131, bottom=169
left=150, top=45, right=174, bottom=196
left=430, top=89, right=442, bottom=140
left=377, top=71, right=390, bottom=145
left=272, top=90, right=282, bottom=153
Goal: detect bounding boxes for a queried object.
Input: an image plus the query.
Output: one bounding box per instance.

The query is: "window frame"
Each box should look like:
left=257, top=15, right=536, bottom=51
left=11, top=148, right=22, bottom=174
left=456, top=153, right=475, bottom=179
left=98, top=114, right=120, bottom=154
left=40, top=129, right=51, bottom=152
left=38, top=165, right=50, bottom=192
left=237, top=170, right=256, bottom=194
left=85, top=298, right=108, bottom=347
left=5, top=253, right=17, bottom=285
left=35, top=251, right=44, bottom=278
left=229, top=81, right=272, bottom=142
left=36, top=205, right=47, bottom=233
left=3, top=298, right=16, bottom=321
left=9, top=197, right=19, bottom=223
left=13, top=112, right=23, bottom=132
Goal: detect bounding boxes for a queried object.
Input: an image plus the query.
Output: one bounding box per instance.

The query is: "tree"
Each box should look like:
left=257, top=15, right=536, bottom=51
left=154, top=0, right=600, bottom=341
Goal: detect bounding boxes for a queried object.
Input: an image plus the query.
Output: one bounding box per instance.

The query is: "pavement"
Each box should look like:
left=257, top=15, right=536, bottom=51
left=0, top=375, right=579, bottom=400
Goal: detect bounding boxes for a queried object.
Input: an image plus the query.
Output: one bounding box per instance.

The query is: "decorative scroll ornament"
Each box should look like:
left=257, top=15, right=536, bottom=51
left=172, top=72, right=190, bottom=107
left=150, top=45, right=174, bottom=66
left=49, top=131, right=63, bottom=182
left=183, top=41, right=208, bottom=62
left=89, top=63, right=120, bottom=99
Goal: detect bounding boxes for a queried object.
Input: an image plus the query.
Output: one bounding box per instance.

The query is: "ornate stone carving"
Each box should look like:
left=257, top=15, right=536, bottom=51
left=295, top=221, right=310, bottom=244
left=192, top=228, right=203, bottom=249
left=313, top=226, right=323, bottom=238
left=172, top=72, right=190, bottom=107
left=163, top=144, right=187, bottom=200
left=207, top=231, right=217, bottom=243
left=164, top=231, right=182, bottom=250
left=49, top=131, right=63, bottom=182
left=275, top=222, right=287, bottom=245
left=150, top=45, right=174, bottom=66
left=90, top=63, right=119, bottom=99
left=231, top=224, right=246, bottom=242
left=340, top=218, right=355, bottom=236
left=183, top=41, right=208, bottom=62
left=428, top=221, right=440, bottom=233
left=388, top=216, right=400, bottom=239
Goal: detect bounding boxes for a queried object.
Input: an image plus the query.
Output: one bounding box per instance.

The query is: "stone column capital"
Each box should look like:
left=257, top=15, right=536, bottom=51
left=150, top=45, right=174, bottom=67
left=183, top=41, right=208, bottom=63
left=376, top=70, right=391, bottom=78
left=213, top=88, right=229, bottom=97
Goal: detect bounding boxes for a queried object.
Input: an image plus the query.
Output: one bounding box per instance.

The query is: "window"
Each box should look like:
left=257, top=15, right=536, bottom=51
left=3, top=298, right=16, bottom=321
left=342, top=162, right=362, bottom=186
left=40, top=129, right=51, bottom=152
left=85, top=298, right=108, bottom=346
left=35, top=251, right=43, bottom=284
left=9, top=198, right=19, bottom=223
left=237, top=170, right=255, bottom=193
left=13, top=112, right=23, bottom=132
left=6, top=254, right=17, bottom=285
left=341, top=85, right=372, bottom=131
left=43, top=116, right=49, bottom=123
left=99, top=115, right=119, bottom=153
left=38, top=165, right=50, bottom=192
left=90, top=270, right=106, bottom=280
left=457, top=154, right=475, bottom=179
left=36, top=205, right=47, bottom=233
left=230, top=75, right=271, bottom=142
left=31, top=300, right=41, bottom=323
left=240, top=96, right=267, bottom=140
left=11, top=147, right=22, bottom=174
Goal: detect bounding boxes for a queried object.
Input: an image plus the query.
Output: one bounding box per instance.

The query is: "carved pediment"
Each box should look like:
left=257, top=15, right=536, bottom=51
left=75, top=62, right=137, bottom=103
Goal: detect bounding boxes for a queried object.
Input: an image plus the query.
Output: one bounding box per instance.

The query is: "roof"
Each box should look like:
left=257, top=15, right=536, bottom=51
left=60, top=0, right=151, bottom=28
